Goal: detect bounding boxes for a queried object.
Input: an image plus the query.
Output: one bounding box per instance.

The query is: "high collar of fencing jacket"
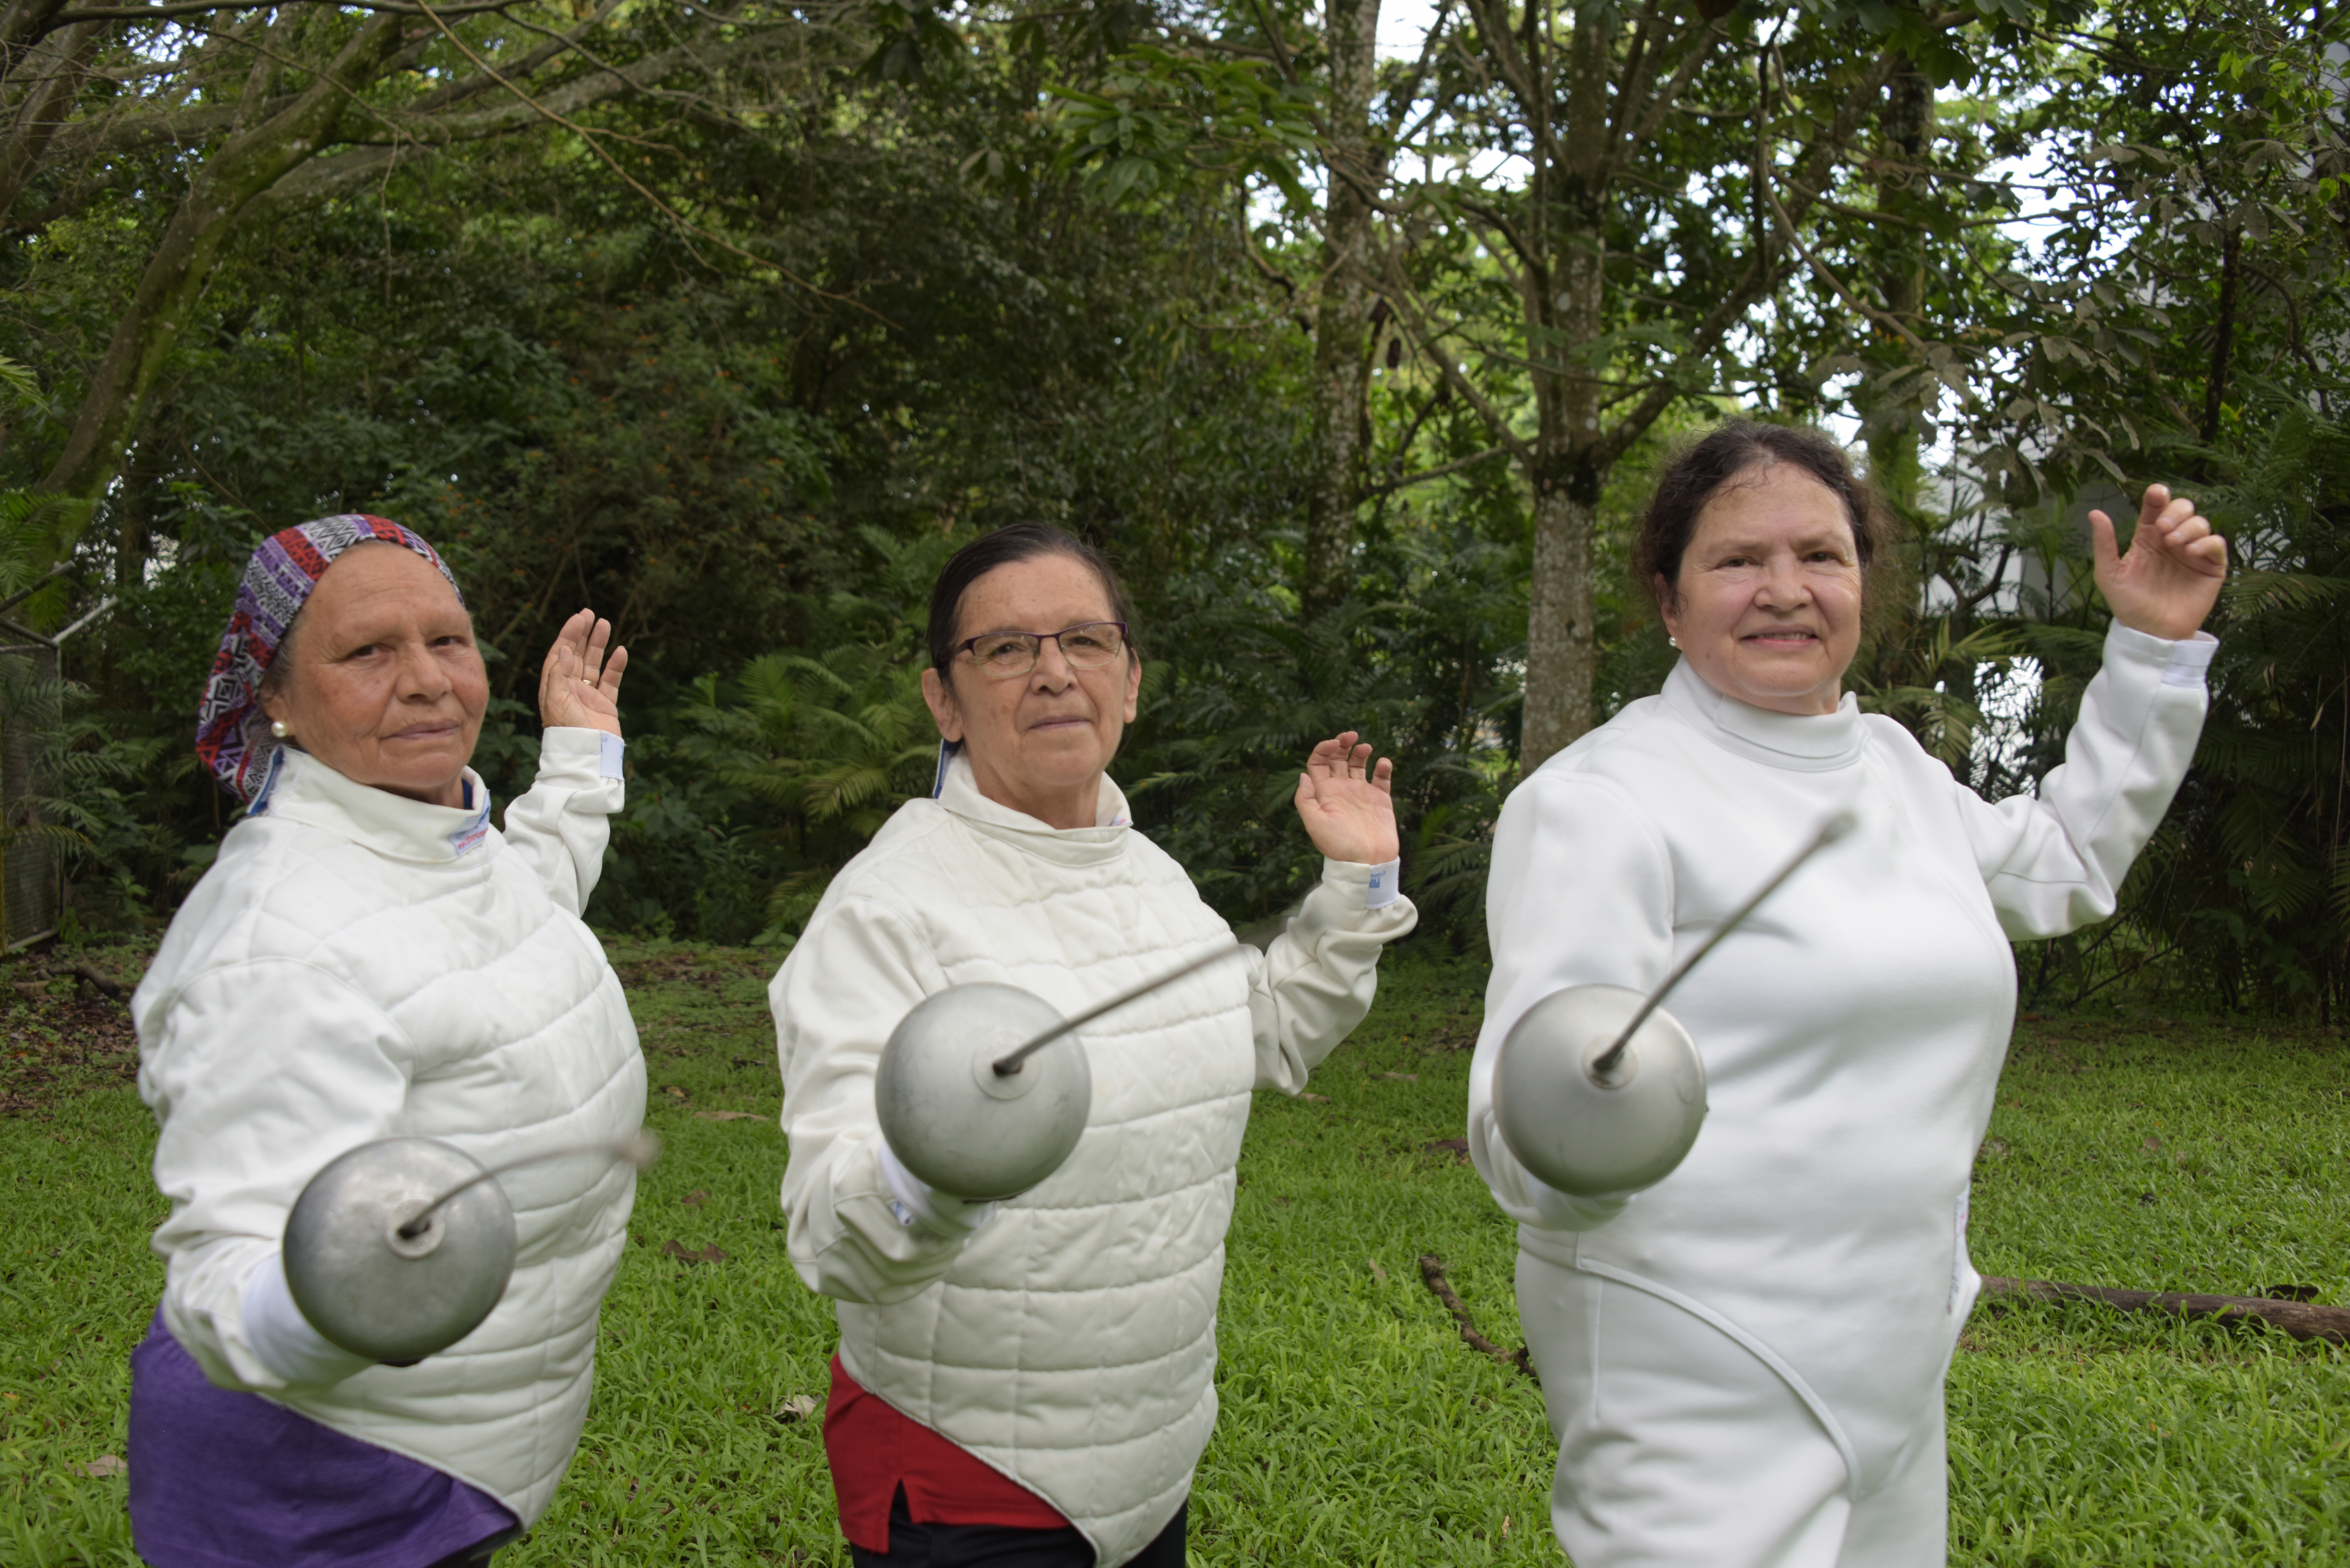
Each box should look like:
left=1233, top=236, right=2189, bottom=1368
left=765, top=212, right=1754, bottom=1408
left=934, top=747, right=1134, bottom=869
left=1659, top=657, right=1864, bottom=773
left=247, top=745, right=496, bottom=863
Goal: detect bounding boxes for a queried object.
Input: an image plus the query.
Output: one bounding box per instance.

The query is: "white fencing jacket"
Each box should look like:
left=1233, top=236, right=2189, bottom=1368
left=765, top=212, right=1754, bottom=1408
left=1470, top=624, right=2213, bottom=1493
left=775, top=753, right=1415, bottom=1567
left=134, top=731, right=645, bottom=1526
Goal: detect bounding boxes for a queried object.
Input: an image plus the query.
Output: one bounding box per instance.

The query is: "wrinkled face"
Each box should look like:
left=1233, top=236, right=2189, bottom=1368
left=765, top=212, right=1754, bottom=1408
left=920, top=553, right=1141, bottom=813
left=260, top=543, right=488, bottom=808
left=1658, top=462, right=1865, bottom=717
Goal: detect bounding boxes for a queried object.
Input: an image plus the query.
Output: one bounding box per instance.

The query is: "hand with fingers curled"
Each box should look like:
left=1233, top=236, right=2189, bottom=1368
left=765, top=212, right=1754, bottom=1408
left=2090, top=483, right=2229, bottom=642
left=539, top=608, right=629, bottom=738
left=1292, top=730, right=1401, bottom=866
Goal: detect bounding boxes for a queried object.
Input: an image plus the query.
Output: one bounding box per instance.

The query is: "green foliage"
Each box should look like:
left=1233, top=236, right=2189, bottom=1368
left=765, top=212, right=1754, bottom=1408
left=590, top=527, right=962, bottom=945
left=1120, top=516, right=1525, bottom=940
left=0, top=0, right=2339, bottom=1016
left=685, top=647, right=937, bottom=937
left=2115, top=398, right=2350, bottom=1015
left=1052, top=44, right=1319, bottom=208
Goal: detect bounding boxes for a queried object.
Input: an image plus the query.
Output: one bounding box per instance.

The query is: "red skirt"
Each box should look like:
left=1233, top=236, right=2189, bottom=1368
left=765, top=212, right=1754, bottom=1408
left=823, top=1354, right=1072, bottom=1553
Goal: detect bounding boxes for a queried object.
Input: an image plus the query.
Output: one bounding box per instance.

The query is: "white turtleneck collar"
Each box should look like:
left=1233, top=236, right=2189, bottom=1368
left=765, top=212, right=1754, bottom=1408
left=246, top=746, right=496, bottom=863
left=933, top=746, right=1133, bottom=867
left=1657, top=658, right=1864, bottom=773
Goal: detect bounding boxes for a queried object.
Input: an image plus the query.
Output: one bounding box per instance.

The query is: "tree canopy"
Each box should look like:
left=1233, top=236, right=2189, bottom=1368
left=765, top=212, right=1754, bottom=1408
left=1, top=0, right=2342, bottom=1014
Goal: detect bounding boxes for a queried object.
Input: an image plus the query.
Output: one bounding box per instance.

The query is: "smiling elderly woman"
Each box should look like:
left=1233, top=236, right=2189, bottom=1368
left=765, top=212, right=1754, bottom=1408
left=772, top=524, right=1417, bottom=1568
left=126, top=516, right=645, bottom=1568
left=1468, top=422, right=2227, bottom=1567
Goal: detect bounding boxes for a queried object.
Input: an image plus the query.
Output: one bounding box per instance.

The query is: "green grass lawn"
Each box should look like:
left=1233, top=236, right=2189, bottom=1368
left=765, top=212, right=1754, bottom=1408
left=3, top=940, right=2345, bottom=1565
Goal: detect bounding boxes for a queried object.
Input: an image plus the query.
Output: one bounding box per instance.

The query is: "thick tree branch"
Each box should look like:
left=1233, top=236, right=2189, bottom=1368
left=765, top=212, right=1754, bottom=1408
left=0, top=17, right=99, bottom=220
left=49, top=0, right=512, bottom=21
left=39, top=8, right=409, bottom=517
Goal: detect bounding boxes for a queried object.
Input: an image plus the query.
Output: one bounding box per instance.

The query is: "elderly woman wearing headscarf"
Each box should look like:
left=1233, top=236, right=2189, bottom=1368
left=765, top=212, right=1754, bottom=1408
left=126, top=515, right=646, bottom=1568
left=1470, top=422, right=2225, bottom=1567
left=774, top=523, right=1418, bottom=1568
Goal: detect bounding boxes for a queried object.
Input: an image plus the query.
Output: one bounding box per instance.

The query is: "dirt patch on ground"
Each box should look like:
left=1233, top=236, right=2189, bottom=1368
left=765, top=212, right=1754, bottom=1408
left=0, top=943, right=153, bottom=1116
left=610, top=950, right=772, bottom=991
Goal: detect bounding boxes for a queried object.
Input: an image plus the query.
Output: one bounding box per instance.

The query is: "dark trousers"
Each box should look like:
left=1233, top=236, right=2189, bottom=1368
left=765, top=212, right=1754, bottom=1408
left=421, top=1530, right=519, bottom=1568
left=850, top=1486, right=1186, bottom=1568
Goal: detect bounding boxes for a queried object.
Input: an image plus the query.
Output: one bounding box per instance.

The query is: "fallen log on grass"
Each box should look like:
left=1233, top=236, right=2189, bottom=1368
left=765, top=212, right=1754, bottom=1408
left=1978, top=1277, right=2350, bottom=1345
left=1418, top=1254, right=1538, bottom=1382
left=1417, top=1255, right=2348, bottom=1381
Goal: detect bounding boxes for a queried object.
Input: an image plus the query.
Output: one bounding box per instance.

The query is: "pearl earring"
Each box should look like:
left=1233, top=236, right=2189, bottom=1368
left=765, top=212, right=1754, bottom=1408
left=1667, top=637, right=1679, bottom=649
left=270, top=719, right=291, bottom=739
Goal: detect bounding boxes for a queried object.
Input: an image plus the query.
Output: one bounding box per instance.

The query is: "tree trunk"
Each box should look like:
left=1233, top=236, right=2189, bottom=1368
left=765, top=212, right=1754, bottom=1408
left=1301, top=0, right=1381, bottom=619
left=1518, top=4, right=1611, bottom=771
left=1523, top=479, right=1598, bottom=766
left=1862, top=53, right=1930, bottom=515
left=37, top=11, right=404, bottom=546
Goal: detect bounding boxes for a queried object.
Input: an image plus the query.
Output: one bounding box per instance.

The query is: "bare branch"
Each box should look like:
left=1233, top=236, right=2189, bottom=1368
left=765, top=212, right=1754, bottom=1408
left=1361, top=443, right=1508, bottom=499
left=1372, top=234, right=1533, bottom=466
left=49, top=0, right=512, bottom=20
left=1620, top=13, right=1728, bottom=160
left=1763, top=179, right=1931, bottom=355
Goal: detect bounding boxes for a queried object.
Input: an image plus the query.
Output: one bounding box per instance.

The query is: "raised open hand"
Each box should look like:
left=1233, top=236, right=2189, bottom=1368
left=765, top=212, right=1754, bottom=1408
left=2090, top=484, right=2227, bottom=642
left=539, top=608, right=627, bottom=737
left=1292, top=731, right=1400, bottom=865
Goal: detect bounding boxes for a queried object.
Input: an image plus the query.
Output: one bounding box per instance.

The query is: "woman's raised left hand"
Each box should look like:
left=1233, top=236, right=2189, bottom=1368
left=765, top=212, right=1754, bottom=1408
left=2091, top=484, right=2228, bottom=642
left=539, top=608, right=627, bottom=737
left=1292, top=732, right=1400, bottom=865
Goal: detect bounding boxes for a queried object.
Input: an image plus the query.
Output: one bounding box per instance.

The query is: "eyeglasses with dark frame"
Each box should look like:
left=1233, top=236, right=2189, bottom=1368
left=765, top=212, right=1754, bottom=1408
left=952, top=621, right=1130, bottom=680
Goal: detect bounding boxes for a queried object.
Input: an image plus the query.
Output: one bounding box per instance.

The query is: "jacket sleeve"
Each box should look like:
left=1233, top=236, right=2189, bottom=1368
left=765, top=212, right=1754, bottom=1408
left=1469, top=772, right=1675, bottom=1232
left=1959, top=623, right=2214, bottom=939
left=1248, top=859, right=1420, bottom=1094
left=499, top=728, right=626, bottom=917
left=774, top=894, right=983, bottom=1305
left=139, top=958, right=414, bottom=1393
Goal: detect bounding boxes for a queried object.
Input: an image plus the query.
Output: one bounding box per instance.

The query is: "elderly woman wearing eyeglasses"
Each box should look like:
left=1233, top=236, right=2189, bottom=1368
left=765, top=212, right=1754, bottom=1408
left=771, top=523, right=1417, bottom=1568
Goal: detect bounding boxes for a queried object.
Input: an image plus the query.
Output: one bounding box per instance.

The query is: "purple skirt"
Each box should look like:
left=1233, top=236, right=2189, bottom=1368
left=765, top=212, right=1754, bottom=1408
left=127, top=1309, right=517, bottom=1568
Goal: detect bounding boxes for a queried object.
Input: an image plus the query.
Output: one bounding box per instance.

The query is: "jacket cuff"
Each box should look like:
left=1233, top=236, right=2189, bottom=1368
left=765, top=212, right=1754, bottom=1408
left=1308, top=857, right=1418, bottom=933
left=240, top=1252, right=374, bottom=1387
left=538, top=726, right=624, bottom=776
left=2104, top=623, right=2219, bottom=689
left=1523, top=1177, right=1636, bottom=1232
left=533, top=727, right=627, bottom=811
left=876, top=1139, right=996, bottom=1237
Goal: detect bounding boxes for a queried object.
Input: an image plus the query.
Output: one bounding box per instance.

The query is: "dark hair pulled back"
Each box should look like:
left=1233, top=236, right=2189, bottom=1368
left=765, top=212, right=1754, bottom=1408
left=1634, top=419, right=1897, bottom=613
left=926, top=523, right=1137, bottom=674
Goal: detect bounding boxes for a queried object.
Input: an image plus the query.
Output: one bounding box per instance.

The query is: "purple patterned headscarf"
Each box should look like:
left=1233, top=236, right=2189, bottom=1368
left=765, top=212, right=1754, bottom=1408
left=195, top=515, right=464, bottom=801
